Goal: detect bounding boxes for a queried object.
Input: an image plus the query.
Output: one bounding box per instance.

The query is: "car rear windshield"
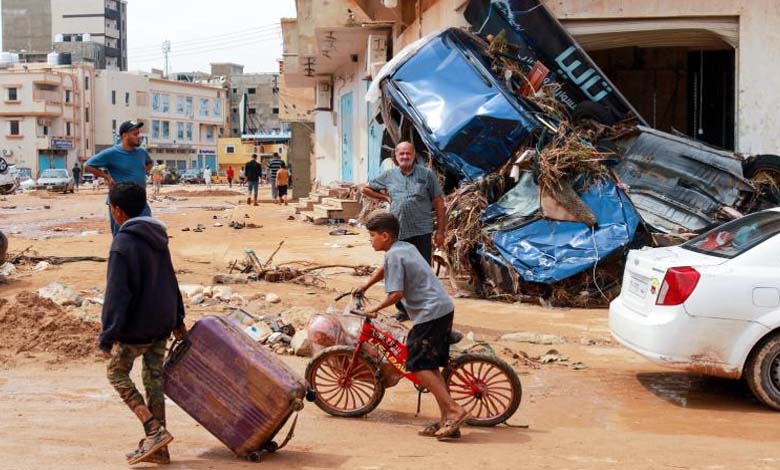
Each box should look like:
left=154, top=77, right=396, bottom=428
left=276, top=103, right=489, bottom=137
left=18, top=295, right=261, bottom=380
left=40, top=169, right=68, bottom=178
left=682, top=211, right=780, bottom=258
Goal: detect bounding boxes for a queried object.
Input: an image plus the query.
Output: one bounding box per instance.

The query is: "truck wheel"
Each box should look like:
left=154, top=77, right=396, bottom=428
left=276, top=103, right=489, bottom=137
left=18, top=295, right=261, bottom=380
left=745, top=333, right=780, bottom=410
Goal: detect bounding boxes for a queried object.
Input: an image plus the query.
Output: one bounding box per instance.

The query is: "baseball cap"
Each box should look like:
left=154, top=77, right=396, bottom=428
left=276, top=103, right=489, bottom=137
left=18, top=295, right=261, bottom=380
left=118, top=120, right=144, bottom=135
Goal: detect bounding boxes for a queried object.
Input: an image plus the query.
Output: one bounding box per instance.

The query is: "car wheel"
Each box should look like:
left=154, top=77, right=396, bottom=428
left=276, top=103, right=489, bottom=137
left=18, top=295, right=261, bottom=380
left=745, top=332, right=780, bottom=410
left=572, top=101, right=617, bottom=126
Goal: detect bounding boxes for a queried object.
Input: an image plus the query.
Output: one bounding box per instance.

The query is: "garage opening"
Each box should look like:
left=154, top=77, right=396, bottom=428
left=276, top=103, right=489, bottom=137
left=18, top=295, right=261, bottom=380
left=565, top=18, right=738, bottom=150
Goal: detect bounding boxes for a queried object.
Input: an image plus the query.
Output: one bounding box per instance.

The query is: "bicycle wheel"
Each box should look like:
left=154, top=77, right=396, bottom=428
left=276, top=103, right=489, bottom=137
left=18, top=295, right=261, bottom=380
left=444, top=353, right=522, bottom=427
left=305, top=345, right=385, bottom=418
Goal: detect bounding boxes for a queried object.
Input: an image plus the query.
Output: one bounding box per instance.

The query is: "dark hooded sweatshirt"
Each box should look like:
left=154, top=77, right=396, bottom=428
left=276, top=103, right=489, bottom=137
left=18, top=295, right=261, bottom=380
left=98, top=216, right=185, bottom=352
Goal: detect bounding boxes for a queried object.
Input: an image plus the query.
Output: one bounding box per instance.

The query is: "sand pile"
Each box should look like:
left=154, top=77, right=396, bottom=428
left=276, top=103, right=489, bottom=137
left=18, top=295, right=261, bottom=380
left=0, top=291, right=101, bottom=359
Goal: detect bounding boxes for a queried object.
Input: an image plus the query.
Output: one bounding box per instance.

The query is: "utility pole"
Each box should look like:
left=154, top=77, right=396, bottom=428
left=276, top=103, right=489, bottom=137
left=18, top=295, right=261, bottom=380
left=162, top=40, right=171, bottom=78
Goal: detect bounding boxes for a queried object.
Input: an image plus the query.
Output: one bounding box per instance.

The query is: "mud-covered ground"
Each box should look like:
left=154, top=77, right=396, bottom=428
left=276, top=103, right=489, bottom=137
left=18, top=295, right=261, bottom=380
left=1, top=186, right=779, bottom=469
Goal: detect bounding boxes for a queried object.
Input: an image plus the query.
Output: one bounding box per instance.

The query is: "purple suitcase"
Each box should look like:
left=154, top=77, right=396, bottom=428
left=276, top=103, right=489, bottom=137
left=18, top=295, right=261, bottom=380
left=163, top=316, right=307, bottom=459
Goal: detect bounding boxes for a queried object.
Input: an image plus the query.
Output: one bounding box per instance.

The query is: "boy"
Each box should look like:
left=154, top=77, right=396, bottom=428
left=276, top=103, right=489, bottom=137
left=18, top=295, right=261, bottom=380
left=356, top=212, right=468, bottom=440
left=275, top=161, right=290, bottom=205
left=98, top=182, right=187, bottom=465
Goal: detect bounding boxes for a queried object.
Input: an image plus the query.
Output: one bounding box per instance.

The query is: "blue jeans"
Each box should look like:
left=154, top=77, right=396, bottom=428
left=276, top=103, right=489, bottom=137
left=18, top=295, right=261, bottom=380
left=247, top=180, right=259, bottom=198
left=271, top=179, right=278, bottom=199
left=109, top=203, right=151, bottom=237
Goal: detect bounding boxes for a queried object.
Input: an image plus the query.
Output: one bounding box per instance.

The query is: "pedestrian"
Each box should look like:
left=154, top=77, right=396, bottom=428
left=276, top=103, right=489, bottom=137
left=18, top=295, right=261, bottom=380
left=356, top=212, right=467, bottom=440
left=203, top=166, right=212, bottom=189
left=226, top=166, right=234, bottom=188
left=98, top=181, right=186, bottom=465
left=275, top=161, right=290, bottom=205
left=361, top=141, right=445, bottom=321
left=85, top=120, right=153, bottom=237
left=244, top=153, right=262, bottom=206
left=150, top=160, right=164, bottom=196
left=268, top=152, right=283, bottom=200
left=72, top=162, right=81, bottom=192
left=239, top=167, right=246, bottom=187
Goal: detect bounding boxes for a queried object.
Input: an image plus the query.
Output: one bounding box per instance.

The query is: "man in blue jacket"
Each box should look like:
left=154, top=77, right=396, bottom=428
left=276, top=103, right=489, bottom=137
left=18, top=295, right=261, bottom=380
left=99, top=181, right=186, bottom=465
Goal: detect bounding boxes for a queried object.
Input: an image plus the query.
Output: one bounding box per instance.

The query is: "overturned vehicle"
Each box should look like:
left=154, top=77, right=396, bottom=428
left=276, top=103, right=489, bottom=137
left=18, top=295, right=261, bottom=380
left=368, top=0, right=780, bottom=306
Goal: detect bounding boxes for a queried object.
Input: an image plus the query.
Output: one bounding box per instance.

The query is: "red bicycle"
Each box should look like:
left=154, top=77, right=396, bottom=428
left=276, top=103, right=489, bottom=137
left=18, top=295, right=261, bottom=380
left=305, top=292, right=522, bottom=426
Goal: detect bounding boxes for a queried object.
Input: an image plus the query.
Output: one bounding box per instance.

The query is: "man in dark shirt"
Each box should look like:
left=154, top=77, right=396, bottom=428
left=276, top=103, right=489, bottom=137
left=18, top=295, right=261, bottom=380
left=244, top=153, right=262, bottom=206
left=72, top=163, right=82, bottom=192
left=268, top=152, right=283, bottom=199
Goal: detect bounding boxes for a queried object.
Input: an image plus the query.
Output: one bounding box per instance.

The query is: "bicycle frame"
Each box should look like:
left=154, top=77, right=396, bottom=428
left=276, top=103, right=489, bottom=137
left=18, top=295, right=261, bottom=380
left=346, top=317, right=422, bottom=386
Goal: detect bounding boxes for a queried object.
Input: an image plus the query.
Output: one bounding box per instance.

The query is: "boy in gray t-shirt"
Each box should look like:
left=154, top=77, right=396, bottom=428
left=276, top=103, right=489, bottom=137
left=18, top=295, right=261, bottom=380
left=356, top=212, right=468, bottom=440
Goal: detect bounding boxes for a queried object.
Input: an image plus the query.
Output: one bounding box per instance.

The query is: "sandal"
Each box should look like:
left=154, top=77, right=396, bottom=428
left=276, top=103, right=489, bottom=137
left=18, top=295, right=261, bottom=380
left=435, top=413, right=470, bottom=440
left=418, top=422, right=460, bottom=438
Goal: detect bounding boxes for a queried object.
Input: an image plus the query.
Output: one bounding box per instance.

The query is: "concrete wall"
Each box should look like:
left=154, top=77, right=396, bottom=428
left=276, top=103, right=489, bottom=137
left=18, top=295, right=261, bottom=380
left=1, top=0, right=52, bottom=53
left=288, top=121, right=314, bottom=198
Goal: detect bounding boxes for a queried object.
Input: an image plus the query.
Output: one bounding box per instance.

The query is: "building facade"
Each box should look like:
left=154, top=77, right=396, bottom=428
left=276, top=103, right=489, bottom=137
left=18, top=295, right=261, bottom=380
left=0, top=62, right=95, bottom=177
left=210, top=63, right=284, bottom=137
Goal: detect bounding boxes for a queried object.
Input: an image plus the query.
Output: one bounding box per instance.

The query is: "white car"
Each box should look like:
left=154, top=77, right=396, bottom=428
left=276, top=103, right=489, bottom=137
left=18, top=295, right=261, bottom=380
left=610, top=209, right=780, bottom=410
left=37, top=168, right=74, bottom=193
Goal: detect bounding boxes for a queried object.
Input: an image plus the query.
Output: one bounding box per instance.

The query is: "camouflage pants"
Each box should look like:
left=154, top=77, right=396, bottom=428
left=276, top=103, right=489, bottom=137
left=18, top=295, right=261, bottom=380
left=107, top=339, right=167, bottom=427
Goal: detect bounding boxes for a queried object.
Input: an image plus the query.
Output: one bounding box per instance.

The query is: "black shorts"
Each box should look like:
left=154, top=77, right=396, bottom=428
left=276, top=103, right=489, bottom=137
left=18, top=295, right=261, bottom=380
left=401, top=233, right=432, bottom=265
left=277, top=185, right=288, bottom=197
left=405, top=312, right=454, bottom=372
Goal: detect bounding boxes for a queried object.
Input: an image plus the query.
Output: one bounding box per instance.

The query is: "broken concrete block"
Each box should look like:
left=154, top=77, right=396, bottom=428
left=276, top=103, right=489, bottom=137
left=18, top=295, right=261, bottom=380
left=189, top=294, right=205, bottom=305
left=179, top=284, right=204, bottom=298
left=291, top=330, right=313, bottom=357
left=37, top=282, right=82, bottom=307
left=33, top=261, right=51, bottom=272
left=213, top=273, right=248, bottom=284
left=501, top=332, right=564, bottom=345
left=0, top=262, right=16, bottom=277
left=265, top=293, right=281, bottom=304
left=212, top=286, right=233, bottom=301
left=202, top=286, right=213, bottom=298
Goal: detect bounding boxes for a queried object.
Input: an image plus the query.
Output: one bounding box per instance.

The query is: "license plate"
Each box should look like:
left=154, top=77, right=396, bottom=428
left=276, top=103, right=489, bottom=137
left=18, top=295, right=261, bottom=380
left=628, top=275, right=648, bottom=298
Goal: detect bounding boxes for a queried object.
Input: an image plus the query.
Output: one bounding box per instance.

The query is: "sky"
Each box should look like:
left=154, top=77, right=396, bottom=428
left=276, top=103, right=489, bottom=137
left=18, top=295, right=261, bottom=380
left=0, top=0, right=297, bottom=74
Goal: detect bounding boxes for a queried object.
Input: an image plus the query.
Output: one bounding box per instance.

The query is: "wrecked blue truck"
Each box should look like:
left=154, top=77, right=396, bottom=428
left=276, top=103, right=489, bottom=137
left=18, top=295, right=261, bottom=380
left=369, top=0, right=780, bottom=305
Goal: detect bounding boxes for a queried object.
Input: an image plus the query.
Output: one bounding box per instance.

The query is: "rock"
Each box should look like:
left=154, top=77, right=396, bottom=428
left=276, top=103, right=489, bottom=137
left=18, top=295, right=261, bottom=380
left=213, top=222, right=223, bottom=227
left=0, top=263, right=16, bottom=277
left=572, top=362, right=587, bottom=370
left=202, top=286, right=213, bottom=298
left=501, top=332, right=564, bottom=345
left=229, top=293, right=247, bottom=304
left=212, top=286, right=233, bottom=301
left=179, top=284, right=204, bottom=298
left=189, top=294, right=205, bottom=305
left=213, top=273, right=248, bottom=284
left=33, top=261, right=51, bottom=272
left=265, top=293, right=281, bottom=304
left=37, top=282, right=83, bottom=306
left=291, top=330, right=313, bottom=357
left=537, top=349, right=568, bottom=364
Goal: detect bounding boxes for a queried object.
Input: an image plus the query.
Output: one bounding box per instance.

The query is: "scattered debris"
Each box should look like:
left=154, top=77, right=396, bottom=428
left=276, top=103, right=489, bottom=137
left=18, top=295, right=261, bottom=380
left=500, top=332, right=564, bottom=345
left=37, top=282, right=83, bottom=307
left=329, top=229, right=360, bottom=236
left=213, top=273, right=248, bottom=284
left=33, top=261, right=51, bottom=272
left=0, top=263, right=16, bottom=277
left=536, top=349, right=568, bottom=364
left=265, top=293, right=281, bottom=304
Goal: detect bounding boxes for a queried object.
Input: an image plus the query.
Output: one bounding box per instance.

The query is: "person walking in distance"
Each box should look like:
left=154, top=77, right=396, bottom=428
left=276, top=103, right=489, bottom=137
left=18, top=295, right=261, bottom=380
left=361, top=141, right=446, bottom=321
left=244, top=153, right=262, bottom=206
left=239, top=167, right=246, bottom=187
left=226, top=166, right=234, bottom=188
left=268, top=152, right=283, bottom=200
left=275, top=161, right=290, bottom=205
left=85, top=120, right=153, bottom=237
left=72, top=162, right=82, bottom=192
left=203, top=166, right=212, bottom=189
left=150, top=161, right=164, bottom=197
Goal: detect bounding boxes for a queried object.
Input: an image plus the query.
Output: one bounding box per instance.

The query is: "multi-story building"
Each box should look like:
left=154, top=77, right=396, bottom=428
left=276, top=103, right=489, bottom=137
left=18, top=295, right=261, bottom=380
left=210, top=63, right=283, bottom=136
left=0, top=62, right=95, bottom=177
left=1, top=0, right=128, bottom=70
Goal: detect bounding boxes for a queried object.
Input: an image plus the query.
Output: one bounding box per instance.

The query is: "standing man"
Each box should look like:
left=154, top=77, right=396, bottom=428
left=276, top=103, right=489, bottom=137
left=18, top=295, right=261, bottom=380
left=244, top=153, right=262, bottom=206
left=85, top=120, right=153, bottom=237
left=72, top=162, right=82, bottom=192
left=268, top=152, right=283, bottom=200
left=226, top=166, right=234, bottom=188
left=203, top=166, right=212, bottom=189
left=362, top=141, right=446, bottom=321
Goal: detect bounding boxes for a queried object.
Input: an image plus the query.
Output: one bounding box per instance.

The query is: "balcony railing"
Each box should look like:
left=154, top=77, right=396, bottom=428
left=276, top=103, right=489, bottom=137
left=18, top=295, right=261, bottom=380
left=33, top=90, right=62, bottom=103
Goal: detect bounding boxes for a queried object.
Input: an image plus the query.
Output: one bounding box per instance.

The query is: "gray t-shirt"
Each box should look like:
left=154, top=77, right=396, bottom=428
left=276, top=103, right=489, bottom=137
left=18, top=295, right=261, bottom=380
left=384, top=241, right=453, bottom=325
left=368, top=164, right=443, bottom=240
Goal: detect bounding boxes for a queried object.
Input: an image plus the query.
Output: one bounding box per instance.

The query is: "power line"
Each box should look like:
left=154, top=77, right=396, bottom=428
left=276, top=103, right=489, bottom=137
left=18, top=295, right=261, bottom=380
left=128, top=29, right=281, bottom=60
left=129, top=36, right=283, bottom=64
left=129, top=24, right=282, bottom=52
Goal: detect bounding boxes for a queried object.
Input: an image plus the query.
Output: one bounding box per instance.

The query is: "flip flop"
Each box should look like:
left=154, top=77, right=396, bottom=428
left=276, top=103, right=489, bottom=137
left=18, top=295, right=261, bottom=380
left=418, top=422, right=461, bottom=438
left=435, top=414, right=470, bottom=440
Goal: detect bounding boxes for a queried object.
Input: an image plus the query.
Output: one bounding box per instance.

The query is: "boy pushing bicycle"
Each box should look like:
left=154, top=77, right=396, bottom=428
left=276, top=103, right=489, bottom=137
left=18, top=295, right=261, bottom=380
left=355, top=212, right=469, bottom=439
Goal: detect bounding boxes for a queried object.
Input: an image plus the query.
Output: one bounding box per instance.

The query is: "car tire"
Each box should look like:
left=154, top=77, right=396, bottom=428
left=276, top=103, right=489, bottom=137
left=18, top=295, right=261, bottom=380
left=745, top=332, right=780, bottom=410
left=572, top=101, right=617, bottom=126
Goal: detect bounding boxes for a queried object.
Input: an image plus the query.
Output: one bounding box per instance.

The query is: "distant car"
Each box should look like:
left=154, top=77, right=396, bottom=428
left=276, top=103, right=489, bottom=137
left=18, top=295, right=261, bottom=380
left=610, top=209, right=780, bottom=410
left=37, top=168, right=74, bottom=193
left=180, top=169, right=204, bottom=184
left=0, top=164, right=17, bottom=194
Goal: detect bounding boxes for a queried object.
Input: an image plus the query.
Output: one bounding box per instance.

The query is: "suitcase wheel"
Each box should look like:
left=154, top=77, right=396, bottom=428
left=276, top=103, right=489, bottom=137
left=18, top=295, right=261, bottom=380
left=264, top=441, right=279, bottom=453
left=247, top=451, right=262, bottom=462
left=291, top=398, right=304, bottom=411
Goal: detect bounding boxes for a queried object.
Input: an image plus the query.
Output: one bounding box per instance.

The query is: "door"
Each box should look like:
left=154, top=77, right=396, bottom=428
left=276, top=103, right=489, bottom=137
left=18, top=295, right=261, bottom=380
left=367, top=120, right=384, bottom=180
left=340, top=92, right=354, bottom=182
left=196, top=154, right=204, bottom=169
left=38, top=153, right=51, bottom=176
left=206, top=155, right=217, bottom=171
left=53, top=155, right=66, bottom=169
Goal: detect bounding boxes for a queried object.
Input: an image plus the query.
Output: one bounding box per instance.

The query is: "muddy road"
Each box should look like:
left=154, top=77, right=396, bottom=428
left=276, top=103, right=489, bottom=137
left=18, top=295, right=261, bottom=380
left=1, top=187, right=779, bottom=469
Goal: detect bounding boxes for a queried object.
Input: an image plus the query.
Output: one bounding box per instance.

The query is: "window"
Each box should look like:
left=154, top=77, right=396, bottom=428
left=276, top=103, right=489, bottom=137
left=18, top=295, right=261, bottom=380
left=226, top=145, right=235, bottom=154
left=111, top=90, right=116, bottom=105
left=161, top=121, right=169, bottom=139
left=206, top=126, right=214, bottom=142
left=231, top=88, right=237, bottom=93
left=66, top=122, right=72, bottom=136
left=232, top=108, right=237, bottom=113
left=272, top=107, right=279, bottom=114
left=7, top=88, right=18, bottom=101
left=176, top=122, right=184, bottom=140
left=161, top=94, right=170, bottom=113
left=176, top=96, right=184, bottom=114
left=85, top=106, right=90, bottom=123
left=86, top=138, right=89, bottom=149
left=112, top=119, right=117, bottom=132
left=84, top=76, right=90, bottom=90
left=42, top=125, right=49, bottom=136
left=151, top=120, right=160, bottom=139
left=152, top=93, right=160, bottom=111
left=213, top=99, right=222, bottom=117
left=247, top=88, right=256, bottom=94
left=248, top=108, right=256, bottom=115
left=684, top=211, right=780, bottom=259
left=9, top=120, right=20, bottom=135
left=199, top=98, right=209, bottom=117
left=65, top=90, right=71, bottom=103
left=125, top=92, right=129, bottom=106
left=232, top=128, right=238, bottom=135
left=185, top=96, right=193, bottom=116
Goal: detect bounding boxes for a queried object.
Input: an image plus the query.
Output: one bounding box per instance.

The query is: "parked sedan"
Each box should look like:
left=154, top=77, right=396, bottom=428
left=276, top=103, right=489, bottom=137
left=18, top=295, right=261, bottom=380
left=37, top=168, right=74, bottom=193
left=610, top=209, right=780, bottom=409
left=180, top=169, right=204, bottom=184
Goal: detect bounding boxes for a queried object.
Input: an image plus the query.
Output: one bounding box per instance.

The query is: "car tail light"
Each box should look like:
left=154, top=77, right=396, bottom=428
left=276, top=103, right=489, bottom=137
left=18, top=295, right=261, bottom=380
left=656, top=266, right=700, bottom=306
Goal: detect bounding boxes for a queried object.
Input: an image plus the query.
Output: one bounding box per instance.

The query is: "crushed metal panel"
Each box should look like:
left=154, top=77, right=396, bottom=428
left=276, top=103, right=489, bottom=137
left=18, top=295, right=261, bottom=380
left=615, top=127, right=755, bottom=234
left=381, top=29, right=540, bottom=182
left=491, top=179, right=639, bottom=284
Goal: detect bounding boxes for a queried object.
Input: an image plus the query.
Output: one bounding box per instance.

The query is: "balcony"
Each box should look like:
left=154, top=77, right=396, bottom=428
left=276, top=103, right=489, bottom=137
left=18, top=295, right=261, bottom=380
left=33, top=89, right=62, bottom=104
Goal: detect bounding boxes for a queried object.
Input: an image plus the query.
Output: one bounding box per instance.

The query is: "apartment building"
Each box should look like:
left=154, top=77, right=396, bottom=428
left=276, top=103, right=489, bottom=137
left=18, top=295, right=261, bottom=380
left=210, top=63, right=283, bottom=136
left=0, top=62, right=95, bottom=177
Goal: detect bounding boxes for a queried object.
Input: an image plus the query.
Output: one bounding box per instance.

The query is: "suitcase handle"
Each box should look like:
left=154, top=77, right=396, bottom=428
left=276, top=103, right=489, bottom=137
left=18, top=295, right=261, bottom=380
left=164, top=338, right=191, bottom=368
